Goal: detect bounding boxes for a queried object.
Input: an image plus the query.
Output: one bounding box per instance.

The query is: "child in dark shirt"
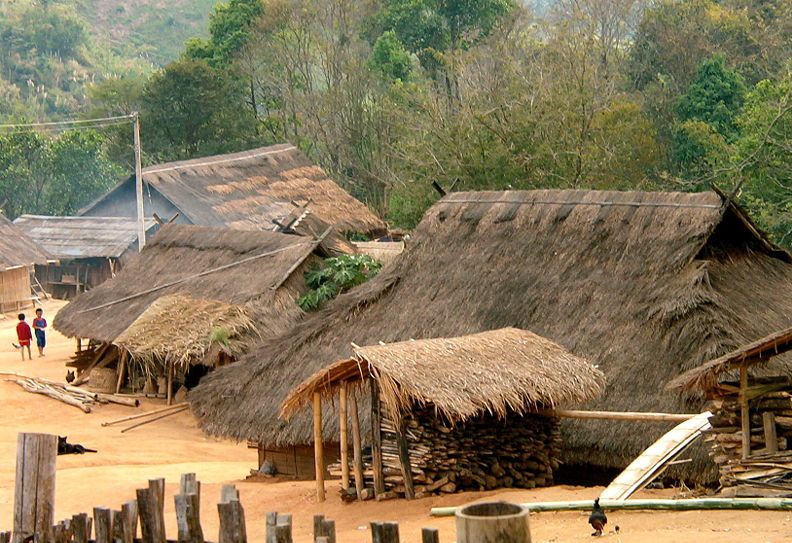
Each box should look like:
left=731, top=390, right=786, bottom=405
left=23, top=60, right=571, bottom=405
left=33, top=308, right=47, bottom=357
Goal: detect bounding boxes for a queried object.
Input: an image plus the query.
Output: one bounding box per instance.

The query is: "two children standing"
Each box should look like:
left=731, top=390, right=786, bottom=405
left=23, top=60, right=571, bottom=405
left=15, top=308, right=47, bottom=360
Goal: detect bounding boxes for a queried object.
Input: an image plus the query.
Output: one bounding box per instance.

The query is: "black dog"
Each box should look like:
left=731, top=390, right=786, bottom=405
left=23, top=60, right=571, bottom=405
left=57, top=436, right=97, bottom=455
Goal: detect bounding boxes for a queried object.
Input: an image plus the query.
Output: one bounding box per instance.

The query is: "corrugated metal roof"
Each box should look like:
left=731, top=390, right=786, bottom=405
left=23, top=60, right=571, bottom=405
left=13, top=215, right=155, bottom=259
left=0, top=215, right=52, bottom=271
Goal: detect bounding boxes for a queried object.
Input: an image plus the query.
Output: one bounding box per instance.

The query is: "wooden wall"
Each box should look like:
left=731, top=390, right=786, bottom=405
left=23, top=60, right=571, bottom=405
left=0, top=267, right=33, bottom=313
left=38, top=259, right=115, bottom=300
left=256, top=443, right=339, bottom=480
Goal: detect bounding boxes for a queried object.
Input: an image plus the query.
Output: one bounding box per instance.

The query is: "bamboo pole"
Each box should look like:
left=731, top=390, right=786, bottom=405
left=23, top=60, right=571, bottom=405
left=538, top=409, right=696, bottom=422
left=313, top=392, right=325, bottom=502
left=339, top=383, right=349, bottom=491
left=431, top=498, right=792, bottom=517
left=370, top=380, right=385, bottom=496
left=116, top=351, right=128, bottom=394
left=120, top=406, right=187, bottom=433
left=741, top=366, right=751, bottom=459
left=166, top=361, right=173, bottom=406
left=102, top=403, right=187, bottom=426
left=349, top=391, right=364, bottom=501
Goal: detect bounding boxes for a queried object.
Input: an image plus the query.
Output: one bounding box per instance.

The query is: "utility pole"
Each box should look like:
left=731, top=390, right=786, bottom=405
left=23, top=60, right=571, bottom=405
left=133, top=112, right=146, bottom=251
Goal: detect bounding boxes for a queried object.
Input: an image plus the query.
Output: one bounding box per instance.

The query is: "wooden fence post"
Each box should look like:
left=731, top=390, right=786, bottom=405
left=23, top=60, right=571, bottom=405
left=265, top=513, right=277, bottom=543
left=13, top=433, right=58, bottom=543
left=71, top=514, right=89, bottom=543
left=175, top=493, right=203, bottom=543
left=93, top=508, right=112, bottom=543
left=120, top=501, right=138, bottom=543
left=421, top=528, right=440, bottom=543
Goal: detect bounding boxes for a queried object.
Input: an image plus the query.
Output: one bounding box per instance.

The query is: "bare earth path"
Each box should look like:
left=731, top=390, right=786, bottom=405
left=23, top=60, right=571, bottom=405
left=1, top=301, right=791, bottom=542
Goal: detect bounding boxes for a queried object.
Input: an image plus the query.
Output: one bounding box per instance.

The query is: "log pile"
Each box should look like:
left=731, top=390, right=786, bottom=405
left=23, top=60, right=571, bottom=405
left=5, top=375, right=139, bottom=413
left=374, top=406, right=560, bottom=498
left=706, top=380, right=792, bottom=496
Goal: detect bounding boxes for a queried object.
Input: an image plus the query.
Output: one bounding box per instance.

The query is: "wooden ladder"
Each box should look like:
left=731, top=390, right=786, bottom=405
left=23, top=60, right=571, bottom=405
left=30, top=271, right=48, bottom=303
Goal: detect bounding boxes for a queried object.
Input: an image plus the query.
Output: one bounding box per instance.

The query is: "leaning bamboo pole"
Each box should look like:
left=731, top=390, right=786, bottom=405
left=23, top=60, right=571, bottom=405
left=430, top=498, right=792, bottom=517
left=537, top=409, right=696, bottom=422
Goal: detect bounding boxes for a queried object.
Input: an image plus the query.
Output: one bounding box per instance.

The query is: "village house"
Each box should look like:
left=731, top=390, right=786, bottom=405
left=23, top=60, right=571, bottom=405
left=0, top=215, right=51, bottom=312
left=190, top=189, right=792, bottom=485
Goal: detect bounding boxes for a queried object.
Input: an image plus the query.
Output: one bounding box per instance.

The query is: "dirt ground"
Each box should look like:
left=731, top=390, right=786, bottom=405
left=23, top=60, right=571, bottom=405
left=1, top=301, right=791, bottom=542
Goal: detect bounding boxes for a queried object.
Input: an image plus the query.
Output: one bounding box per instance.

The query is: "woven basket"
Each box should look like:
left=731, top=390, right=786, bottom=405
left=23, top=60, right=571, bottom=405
left=87, top=367, right=117, bottom=393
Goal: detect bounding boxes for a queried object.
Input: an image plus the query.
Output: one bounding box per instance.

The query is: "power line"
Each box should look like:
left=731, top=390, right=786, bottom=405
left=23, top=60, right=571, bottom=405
left=0, top=114, right=135, bottom=130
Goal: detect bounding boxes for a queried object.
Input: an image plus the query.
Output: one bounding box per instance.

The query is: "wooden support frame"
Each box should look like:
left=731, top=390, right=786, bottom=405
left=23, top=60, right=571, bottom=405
left=313, top=392, right=325, bottom=502
left=740, top=366, right=751, bottom=459
left=370, top=380, right=385, bottom=496
left=394, top=417, right=415, bottom=499
left=349, top=391, right=364, bottom=500
left=763, top=412, right=778, bottom=454
left=339, top=383, right=350, bottom=491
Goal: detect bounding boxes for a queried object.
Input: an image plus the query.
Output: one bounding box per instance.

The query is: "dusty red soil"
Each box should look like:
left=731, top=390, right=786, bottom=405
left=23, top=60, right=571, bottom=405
left=1, top=301, right=791, bottom=542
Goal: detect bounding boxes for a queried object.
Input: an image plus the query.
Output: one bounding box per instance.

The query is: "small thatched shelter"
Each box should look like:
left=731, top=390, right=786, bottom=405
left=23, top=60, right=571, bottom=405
left=54, top=224, right=326, bottom=393
left=282, top=328, right=605, bottom=498
left=0, top=215, right=51, bottom=312
left=13, top=215, right=157, bottom=298
left=191, top=189, right=792, bottom=484
left=668, top=327, right=792, bottom=496
left=79, top=144, right=386, bottom=238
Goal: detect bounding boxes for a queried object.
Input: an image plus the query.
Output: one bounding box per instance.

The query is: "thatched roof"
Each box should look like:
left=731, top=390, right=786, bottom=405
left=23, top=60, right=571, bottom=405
left=13, top=215, right=156, bottom=259
left=114, top=294, right=258, bottom=369
left=191, top=189, right=792, bottom=482
left=0, top=215, right=51, bottom=271
left=282, top=328, right=605, bottom=422
left=668, top=326, right=792, bottom=392
left=80, top=144, right=386, bottom=236
left=54, top=224, right=318, bottom=344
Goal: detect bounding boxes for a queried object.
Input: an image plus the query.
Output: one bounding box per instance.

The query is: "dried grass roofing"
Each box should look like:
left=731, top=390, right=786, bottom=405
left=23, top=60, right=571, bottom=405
left=191, top=189, right=792, bottom=482
left=13, top=215, right=156, bottom=259
left=281, top=328, right=605, bottom=422
left=668, top=326, right=792, bottom=391
left=54, top=224, right=317, bottom=343
left=0, top=214, right=51, bottom=271
left=114, top=293, right=257, bottom=367
left=80, top=144, right=386, bottom=236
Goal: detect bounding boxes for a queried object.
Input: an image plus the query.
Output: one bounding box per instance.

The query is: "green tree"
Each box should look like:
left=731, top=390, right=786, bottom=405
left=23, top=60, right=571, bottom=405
left=370, top=31, right=413, bottom=83
left=185, top=0, right=264, bottom=67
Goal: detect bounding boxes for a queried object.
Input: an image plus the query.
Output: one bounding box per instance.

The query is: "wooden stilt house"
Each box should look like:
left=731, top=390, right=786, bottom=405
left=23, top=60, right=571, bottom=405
left=668, top=327, right=792, bottom=496
left=281, top=328, right=605, bottom=500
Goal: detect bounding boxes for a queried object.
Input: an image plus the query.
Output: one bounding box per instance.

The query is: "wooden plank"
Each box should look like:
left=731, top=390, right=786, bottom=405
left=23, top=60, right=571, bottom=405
left=764, top=412, right=779, bottom=454
left=741, top=366, right=751, bottom=459
left=371, top=381, right=385, bottom=496
left=349, top=392, right=365, bottom=500
left=13, top=433, right=57, bottom=543
left=600, top=411, right=712, bottom=500
left=339, top=383, right=350, bottom=491
left=395, top=419, right=415, bottom=499
left=313, top=392, right=325, bottom=502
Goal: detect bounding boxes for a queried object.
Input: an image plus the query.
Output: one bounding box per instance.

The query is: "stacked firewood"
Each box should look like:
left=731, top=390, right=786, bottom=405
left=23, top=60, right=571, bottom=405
left=378, top=407, right=561, bottom=498
left=705, top=380, right=792, bottom=495
left=7, top=375, right=139, bottom=412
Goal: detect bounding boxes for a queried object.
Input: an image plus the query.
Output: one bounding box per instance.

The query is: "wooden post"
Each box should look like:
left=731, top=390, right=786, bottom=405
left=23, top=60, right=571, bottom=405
left=220, top=485, right=239, bottom=504
left=175, top=494, right=203, bottom=543
left=217, top=501, right=246, bottom=543
left=166, top=360, right=174, bottom=406
left=111, top=510, right=123, bottom=543
left=763, top=412, right=778, bottom=454
left=93, top=508, right=112, bottom=543
left=370, top=381, right=385, bottom=496
left=71, top=514, right=89, bottom=543
left=320, top=520, right=335, bottom=543
left=179, top=474, right=200, bottom=517
left=13, top=433, right=58, bottom=543
left=120, top=501, right=137, bottom=543
left=265, top=513, right=277, bottom=543
left=312, top=515, right=324, bottom=540
left=349, top=391, right=365, bottom=500
left=421, top=528, right=440, bottom=543
left=740, top=366, right=751, bottom=459
left=370, top=522, right=383, bottom=543
left=313, top=392, right=325, bottom=502
left=395, top=418, right=415, bottom=499
left=339, top=383, right=350, bottom=491
left=116, top=351, right=128, bottom=394
left=136, top=485, right=165, bottom=543
left=380, top=522, right=399, bottom=543
left=273, top=525, right=291, bottom=543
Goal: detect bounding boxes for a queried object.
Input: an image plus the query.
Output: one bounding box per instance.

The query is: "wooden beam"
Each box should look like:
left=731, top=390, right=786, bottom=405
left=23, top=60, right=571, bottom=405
left=349, top=391, right=365, bottom=500
left=313, top=392, right=325, bottom=502
left=763, top=412, right=778, bottom=454
left=370, top=380, right=385, bottom=496
left=339, top=383, right=350, bottom=491
left=116, top=350, right=128, bottom=394
left=538, top=409, right=696, bottom=422
left=395, top=418, right=415, bottom=499
left=270, top=228, right=331, bottom=290
left=741, top=366, right=751, bottom=459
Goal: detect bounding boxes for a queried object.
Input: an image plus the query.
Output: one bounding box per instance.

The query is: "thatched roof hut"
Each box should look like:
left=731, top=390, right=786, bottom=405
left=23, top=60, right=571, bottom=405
left=0, top=215, right=51, bottom=312
left=54, top=224, right=319, bottom=347
left=191, top=189, right=792, bottom=482
left=282, top=328, right=605, bottom=422
left=79, top=144, right=386, bottom=237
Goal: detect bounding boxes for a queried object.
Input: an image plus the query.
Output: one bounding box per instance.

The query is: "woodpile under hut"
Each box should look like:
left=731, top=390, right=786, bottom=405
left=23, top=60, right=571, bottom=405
left=282, top=327, right=605, bottom=501
left=669, top=326, right=792, bottom=496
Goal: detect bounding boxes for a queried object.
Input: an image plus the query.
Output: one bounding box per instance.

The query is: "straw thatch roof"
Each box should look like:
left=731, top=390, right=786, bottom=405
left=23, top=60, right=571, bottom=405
left=80, top=144, right=386, bottom=236
left=282, top=328, right=605, bottom=422
left=54, top=224, right=319, bottom=345
left=0, top=215, right=51, bottom=271
left=13, top=215, right=156, bottom=259
left=114, top=293, right=258, bottom=369
left=352, top=241, right=404, bottom=267
left=190, top=189, right=792, bottom=482
left=668, top=326, right=792, bottom=392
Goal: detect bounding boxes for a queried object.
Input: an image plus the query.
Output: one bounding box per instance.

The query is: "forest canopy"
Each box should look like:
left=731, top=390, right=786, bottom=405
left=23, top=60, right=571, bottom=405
left=1, top=0, right=791, bottom=246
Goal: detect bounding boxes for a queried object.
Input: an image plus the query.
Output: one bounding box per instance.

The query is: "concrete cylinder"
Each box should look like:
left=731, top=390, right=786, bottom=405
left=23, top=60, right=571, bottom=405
left=456, top=502, right=531, bottom=543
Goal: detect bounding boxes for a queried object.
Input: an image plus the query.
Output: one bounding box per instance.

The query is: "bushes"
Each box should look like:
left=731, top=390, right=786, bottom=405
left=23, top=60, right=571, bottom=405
left=297, top=254, right=383, bottom=311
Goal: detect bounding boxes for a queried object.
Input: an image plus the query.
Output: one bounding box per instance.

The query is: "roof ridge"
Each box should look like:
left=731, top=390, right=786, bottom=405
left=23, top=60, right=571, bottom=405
left=143, top=145, right=297, bottom=176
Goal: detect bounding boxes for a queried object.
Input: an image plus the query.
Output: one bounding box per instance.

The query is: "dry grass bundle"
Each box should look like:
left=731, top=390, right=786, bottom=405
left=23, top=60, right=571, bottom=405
left=281, top=328, right=605, bottom=422
left=115, top=294, right=258, bottom=371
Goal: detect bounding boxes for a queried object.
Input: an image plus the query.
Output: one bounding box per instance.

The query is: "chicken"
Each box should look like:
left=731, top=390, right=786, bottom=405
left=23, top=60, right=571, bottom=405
left=65, top=370, right=75, bottom=383
left=588, top=498, right=607, bottom=536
